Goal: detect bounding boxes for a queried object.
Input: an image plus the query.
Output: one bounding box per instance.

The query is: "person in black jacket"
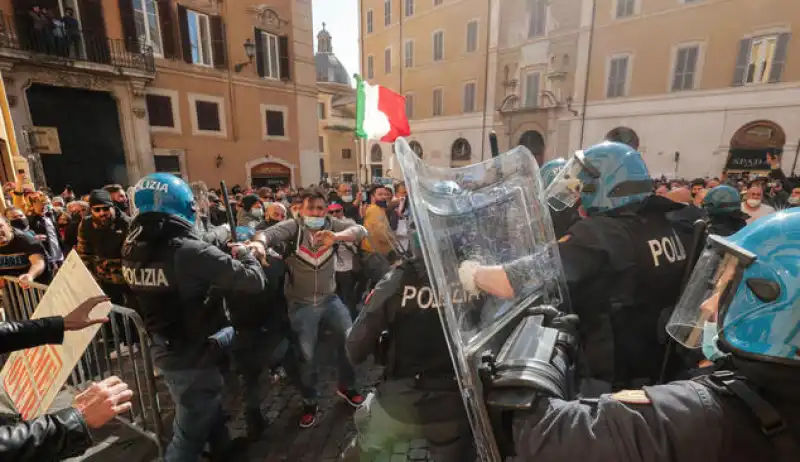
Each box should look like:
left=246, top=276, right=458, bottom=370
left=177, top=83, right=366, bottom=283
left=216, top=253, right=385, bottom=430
left=0, top=296, right=134, bottom=461
left=342, top=233, right=475, bottom=461
left=122, top=173, right=266, bottom=462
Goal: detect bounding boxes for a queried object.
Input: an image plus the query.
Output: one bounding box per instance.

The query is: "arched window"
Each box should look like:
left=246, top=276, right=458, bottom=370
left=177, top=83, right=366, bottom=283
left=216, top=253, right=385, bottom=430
left=605, top=126, right=640, bottom=150
left=451, top=138, right=471, bottom=162
left=370, top=144, right=383, bottom=163
left=409, top=140, right=423, bottom=158
left=518, top=130, right=545, bottom=165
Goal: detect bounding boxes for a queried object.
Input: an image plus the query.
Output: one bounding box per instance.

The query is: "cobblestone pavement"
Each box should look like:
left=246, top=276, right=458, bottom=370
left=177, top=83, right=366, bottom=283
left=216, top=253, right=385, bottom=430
left=219, top=333, right=435, bottom=462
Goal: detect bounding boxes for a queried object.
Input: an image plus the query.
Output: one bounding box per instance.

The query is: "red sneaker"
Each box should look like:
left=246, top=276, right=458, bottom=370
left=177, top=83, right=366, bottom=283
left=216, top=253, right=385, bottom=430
left=337, top=388, right=365, bottom=408
left=299, top=403, right=318, bottom=428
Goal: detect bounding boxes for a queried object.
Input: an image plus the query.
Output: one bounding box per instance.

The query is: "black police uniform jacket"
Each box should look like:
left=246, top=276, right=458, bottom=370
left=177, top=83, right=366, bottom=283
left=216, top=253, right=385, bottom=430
left=507, top=196, right=695, bottom=387
left=511, top=356, right=800, bottom=462
left=0, top=318, right=94, bottom=461
left=707, top=212, right=749, bottom=237
left=121, top=214, right=265, bottom=345
left=346, top=257, right=464, bottom=423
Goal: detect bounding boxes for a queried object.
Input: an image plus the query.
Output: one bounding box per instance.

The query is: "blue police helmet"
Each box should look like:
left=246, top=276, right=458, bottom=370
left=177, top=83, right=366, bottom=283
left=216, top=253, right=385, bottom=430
left=540, top=158, right=567, bottom=188
left=133, top=173, right=196, bottom=224
left=236, top=226, right=255, bottom=241
left=579, top=141, right=652, bottom=214
left=703, top=185, right=741, bottom=216
left=718, top=209, right=800, bottom=364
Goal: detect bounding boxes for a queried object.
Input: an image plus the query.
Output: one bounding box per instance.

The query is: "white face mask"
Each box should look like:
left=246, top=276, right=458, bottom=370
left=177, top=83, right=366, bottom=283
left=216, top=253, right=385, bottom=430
left=789, top=196, right=800, bottom=205
left=746, top=198, right=761, bottom=208
left=251, top=208, right=264, bottom=218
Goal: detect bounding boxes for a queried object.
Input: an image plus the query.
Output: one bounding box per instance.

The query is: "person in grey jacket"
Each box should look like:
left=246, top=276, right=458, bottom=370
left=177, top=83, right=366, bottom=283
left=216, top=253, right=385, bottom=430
left=258, top=188, right=367, bottom=428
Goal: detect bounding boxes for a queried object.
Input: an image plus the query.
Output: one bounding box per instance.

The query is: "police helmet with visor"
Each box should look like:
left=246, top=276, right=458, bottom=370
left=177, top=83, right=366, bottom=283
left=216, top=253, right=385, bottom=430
left=539, top=158, right=567, bottom=189
left=703, top=185, right=742, bottom=216
left=667, top=208, right=800, bottom=365
left=545, top=141, right=652, bottom=215
left=133, top=173, right=196, bottom=224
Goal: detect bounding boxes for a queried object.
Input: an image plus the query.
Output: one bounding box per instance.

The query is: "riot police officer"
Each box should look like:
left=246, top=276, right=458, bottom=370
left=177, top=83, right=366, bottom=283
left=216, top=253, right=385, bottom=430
left=488, top=209, right=800, bottom=462
left=702, top=185, right=749, bottom=236
left=341, top=232, right=475, bottom=462
left=540, top=158, right=581, bottom=238
left=122, top=173, right=266, bottom=462
left=461, top=141, right=696, bottom=393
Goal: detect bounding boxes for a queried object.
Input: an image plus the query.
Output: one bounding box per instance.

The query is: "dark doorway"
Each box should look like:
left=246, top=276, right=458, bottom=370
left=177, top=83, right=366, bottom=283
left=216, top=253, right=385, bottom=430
left=518, top=130, right=545, bottom=165
left=27, top=84, right=127, bottom=195
left=252, top=176, right=289, bottom=188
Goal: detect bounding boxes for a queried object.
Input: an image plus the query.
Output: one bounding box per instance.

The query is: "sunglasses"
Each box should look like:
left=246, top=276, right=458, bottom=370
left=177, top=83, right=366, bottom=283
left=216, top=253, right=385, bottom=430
left=91, top=206, right=111, bottom=213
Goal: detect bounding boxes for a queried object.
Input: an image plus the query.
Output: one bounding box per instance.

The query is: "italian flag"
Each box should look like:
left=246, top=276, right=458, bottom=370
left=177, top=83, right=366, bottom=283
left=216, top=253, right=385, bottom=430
left=355, top=77, right=410, bottom=142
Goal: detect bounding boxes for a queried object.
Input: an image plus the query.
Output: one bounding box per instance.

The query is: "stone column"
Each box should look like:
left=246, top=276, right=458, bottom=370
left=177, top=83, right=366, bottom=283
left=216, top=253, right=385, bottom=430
left=115, top=79, right=155, bottom=185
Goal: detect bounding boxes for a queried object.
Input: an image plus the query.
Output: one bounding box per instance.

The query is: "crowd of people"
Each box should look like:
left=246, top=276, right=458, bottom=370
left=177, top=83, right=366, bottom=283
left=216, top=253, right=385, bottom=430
left=1, top=142, right=799, bottom=462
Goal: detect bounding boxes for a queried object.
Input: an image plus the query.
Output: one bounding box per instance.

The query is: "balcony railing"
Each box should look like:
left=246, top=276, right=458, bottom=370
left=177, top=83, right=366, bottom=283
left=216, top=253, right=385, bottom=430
left=0, top=13, right=154, bottom=73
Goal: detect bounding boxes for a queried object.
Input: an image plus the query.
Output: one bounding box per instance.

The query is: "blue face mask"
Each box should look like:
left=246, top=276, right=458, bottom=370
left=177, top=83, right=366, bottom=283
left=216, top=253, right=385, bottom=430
left=304, top=216, right=325, bottom=229
left=702, top=321, right=726, bottom=362
left=376, top=200, right=388, bottom=208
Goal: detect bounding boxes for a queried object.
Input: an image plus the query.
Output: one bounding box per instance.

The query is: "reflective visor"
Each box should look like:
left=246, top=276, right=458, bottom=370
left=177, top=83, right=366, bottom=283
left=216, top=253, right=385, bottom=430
left=666, top=235, right=756, bottom=349
left=544, top=151, right=599, bottom=211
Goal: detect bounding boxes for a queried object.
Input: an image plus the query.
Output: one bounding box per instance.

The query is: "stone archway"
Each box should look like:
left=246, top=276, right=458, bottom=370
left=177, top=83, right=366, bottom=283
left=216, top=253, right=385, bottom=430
left=451, top=138, right=471, bottom=165
left=245, top=156, right=296, bottom=188
left=605, top=126, right=640, bottom=150
left=518, top=130, right=545, bottom=166
left=726, top=120, right=786, bottom=172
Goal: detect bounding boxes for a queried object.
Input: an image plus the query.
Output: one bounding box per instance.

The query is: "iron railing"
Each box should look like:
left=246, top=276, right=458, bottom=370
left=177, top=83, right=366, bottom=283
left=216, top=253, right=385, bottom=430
left=0, top=13, right=154, bottom=73
left=1, top=276, right=166, bottom=455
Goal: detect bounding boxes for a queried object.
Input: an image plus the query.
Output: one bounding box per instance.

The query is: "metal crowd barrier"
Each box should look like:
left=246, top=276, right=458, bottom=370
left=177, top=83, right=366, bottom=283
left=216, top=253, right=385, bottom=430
left=0, top=276, right=166, bottom=456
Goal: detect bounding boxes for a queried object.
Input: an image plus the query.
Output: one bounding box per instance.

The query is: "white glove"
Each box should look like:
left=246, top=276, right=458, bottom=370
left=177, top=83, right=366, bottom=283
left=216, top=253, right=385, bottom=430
left=458, top=260, right=481, bottom=296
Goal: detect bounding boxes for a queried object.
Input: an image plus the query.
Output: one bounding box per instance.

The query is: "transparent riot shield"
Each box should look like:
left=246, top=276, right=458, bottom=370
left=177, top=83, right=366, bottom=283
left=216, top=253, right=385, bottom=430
left=394, top=138, right=569, bottom=461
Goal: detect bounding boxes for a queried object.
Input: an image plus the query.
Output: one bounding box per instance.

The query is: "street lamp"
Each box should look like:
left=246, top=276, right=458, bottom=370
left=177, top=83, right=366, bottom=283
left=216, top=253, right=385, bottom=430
left=235, top=38, right=257, bottom=73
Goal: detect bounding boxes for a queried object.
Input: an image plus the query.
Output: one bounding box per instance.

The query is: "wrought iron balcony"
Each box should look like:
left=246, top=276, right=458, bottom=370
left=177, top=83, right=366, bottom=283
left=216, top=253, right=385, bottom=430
left=0, top=13, right=154, bottom=73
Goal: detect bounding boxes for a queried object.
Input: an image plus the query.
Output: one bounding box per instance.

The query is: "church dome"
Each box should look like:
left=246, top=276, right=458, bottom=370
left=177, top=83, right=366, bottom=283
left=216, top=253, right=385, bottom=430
left=315, top=23, right=351, bottom=86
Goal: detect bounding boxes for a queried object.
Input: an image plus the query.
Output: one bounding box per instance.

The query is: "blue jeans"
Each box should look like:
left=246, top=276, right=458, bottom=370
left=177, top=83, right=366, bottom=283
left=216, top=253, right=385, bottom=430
left=287, top=295, right=356, bottom=402
left=151, top=336, right=230, bottom=462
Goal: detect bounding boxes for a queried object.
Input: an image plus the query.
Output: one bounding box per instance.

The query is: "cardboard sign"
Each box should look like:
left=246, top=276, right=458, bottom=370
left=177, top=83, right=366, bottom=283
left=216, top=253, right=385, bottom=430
left=0, top=251, right=111, bottom=419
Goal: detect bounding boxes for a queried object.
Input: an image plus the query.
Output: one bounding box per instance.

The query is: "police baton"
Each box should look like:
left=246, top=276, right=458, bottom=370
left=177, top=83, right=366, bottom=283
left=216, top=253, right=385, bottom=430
left=489, top=131, right=500, bottom=158
left=219, top=181, right=238, bottom=242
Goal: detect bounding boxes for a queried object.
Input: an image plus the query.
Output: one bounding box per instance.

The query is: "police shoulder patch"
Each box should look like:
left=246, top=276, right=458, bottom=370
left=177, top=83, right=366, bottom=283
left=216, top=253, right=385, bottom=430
left=558, top=234, right=572, bottom=243
left=611, top=389, right=651, bottom=405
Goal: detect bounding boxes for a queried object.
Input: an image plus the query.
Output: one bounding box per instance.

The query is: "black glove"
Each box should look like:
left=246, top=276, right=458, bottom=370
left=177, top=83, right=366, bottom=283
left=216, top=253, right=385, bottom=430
left=525, top=305, right=580, bottom=362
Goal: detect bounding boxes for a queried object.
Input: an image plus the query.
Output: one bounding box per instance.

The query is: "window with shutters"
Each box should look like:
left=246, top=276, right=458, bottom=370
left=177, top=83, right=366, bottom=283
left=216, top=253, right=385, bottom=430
left=385, top=0, right=392, bottom=26
left=342, top=149, right=353, bottom=159
left=384, top=47, right=392, bottom=74
left=433, top=31, right=444, bottom=61
left=606, top=55, right=630, bottom=98
left=405, top=0, right=414, bottom=17
left=318, top=102, right=326, bottom=120
left=671, top=45, right=699, bottom=91
left=189, top=93, right=225, bottom=136
left=434, top=0, right=443, bottom=5
left=257, top=30, right=281, bottom=79
left=466, top=21, right=478, bottom=53
left=367, top=55, right=375, bottom=79
left=528, top=0, right=546, bottom=38
left=187, top=10, right=213, bottom=66
left=404, top=93, right=414, bottom=119
left=404, top=40, right=414, bottom=68
left=262, top=104, right=288, bottom=140
left=615, top=0, right=636, bottom=18
left=146, top=93, right=177, bottom=129
left=133, top=0, right=163, bottom=55
left=367, top=9, right=373, bottom=34
left=319, top=136, right=325, bottom=152
left=432, top=88, right=443, bottom=116
left=524, top=72, right=541, bottom=107
left=463, top=82, right=476, bottom=113
left=745, top=35, right=784, bottom=85
left=343, top=173, right=355, bottom=183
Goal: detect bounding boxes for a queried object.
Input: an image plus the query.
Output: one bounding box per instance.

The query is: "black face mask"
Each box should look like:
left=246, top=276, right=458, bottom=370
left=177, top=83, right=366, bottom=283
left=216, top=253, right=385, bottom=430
left=71, top=212, right=82, bottom=221
left=10, top=218, right=28, bottom=230
left=115, top=200, right=129, bottom=212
